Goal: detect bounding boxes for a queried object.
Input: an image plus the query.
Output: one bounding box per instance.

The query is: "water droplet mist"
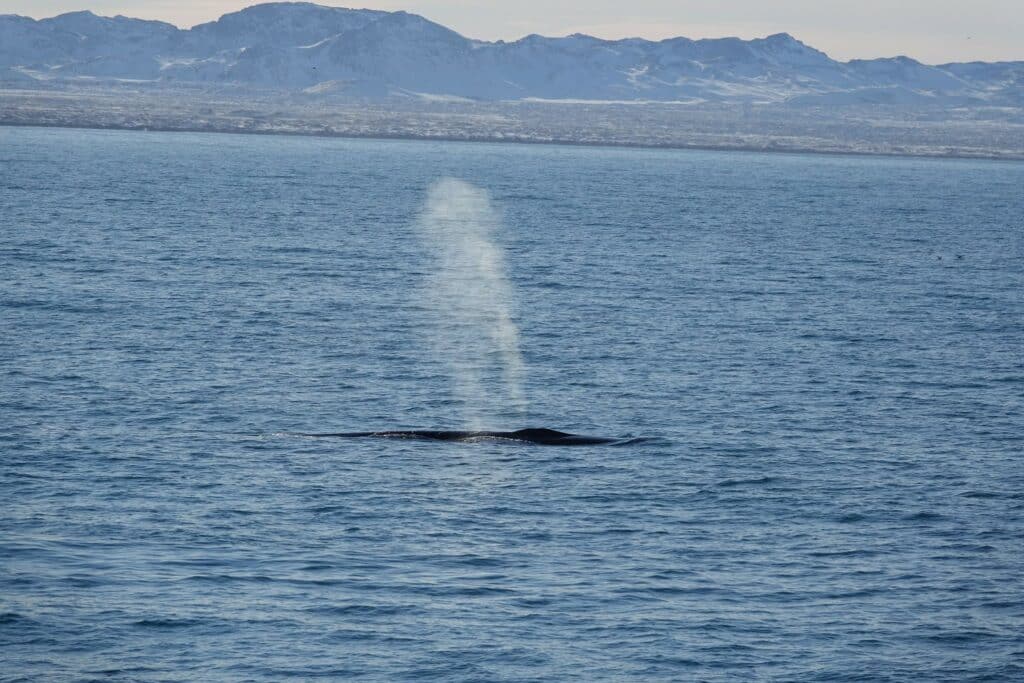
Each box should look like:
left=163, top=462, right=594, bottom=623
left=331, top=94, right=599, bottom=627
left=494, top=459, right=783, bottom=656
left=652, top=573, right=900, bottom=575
left=416, top=178, right=526, bottom=428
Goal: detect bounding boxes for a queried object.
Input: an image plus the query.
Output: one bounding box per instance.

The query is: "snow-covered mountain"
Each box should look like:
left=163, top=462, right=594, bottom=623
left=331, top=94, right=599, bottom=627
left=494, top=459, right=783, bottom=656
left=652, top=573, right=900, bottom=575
left=1, top=2, right=1021, bottom=105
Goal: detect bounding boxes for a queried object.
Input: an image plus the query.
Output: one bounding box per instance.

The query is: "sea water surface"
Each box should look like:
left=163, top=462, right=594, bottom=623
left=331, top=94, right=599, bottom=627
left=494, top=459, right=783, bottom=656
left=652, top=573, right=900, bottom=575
left=2, top=126, right=1023, bottom=681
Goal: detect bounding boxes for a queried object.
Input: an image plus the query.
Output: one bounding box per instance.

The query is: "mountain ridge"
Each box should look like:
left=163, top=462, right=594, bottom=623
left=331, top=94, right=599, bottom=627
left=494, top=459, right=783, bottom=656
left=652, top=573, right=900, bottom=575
left=2, top=2, right=1021, bottom=105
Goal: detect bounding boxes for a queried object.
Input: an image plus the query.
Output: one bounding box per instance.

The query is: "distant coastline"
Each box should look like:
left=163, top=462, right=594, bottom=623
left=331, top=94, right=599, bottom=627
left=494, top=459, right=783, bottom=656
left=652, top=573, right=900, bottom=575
left=4, top=117, right=1022, bottom=163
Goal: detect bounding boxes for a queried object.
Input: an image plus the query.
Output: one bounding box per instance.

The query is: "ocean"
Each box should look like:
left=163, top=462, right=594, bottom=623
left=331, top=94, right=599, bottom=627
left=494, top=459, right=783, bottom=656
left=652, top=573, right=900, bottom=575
left=2, top=126, right=1022, bottom=681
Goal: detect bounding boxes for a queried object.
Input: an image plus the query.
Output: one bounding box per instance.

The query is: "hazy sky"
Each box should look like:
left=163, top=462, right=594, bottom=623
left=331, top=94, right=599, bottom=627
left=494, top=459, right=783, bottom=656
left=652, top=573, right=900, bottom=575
left=7, top=1, right=1024, bottom=64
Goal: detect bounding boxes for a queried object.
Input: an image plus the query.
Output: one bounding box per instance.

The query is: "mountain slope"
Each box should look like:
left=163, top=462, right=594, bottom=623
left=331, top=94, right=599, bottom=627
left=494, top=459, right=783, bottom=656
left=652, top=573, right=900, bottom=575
left=1, top=2, right=1021, bottom=105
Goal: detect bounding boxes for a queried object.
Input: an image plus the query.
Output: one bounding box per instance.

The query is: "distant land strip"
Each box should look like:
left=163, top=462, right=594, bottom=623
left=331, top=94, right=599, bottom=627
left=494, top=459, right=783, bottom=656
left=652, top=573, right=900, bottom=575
left=2, top=94, right=1024, bottom=161
left=1, top=122, right=1020, bottom=162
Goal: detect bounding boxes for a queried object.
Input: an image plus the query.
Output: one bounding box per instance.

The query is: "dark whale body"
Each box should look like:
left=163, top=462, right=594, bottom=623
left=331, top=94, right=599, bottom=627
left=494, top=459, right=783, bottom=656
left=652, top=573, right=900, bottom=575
left=300, top=428, right=619, bottom=446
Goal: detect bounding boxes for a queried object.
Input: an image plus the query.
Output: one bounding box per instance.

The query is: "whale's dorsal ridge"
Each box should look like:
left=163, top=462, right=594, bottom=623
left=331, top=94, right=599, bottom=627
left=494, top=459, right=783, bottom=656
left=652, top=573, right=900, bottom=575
left=295, top=428, right=621, bottom=446
left=512, top=428, right=572, bottom=439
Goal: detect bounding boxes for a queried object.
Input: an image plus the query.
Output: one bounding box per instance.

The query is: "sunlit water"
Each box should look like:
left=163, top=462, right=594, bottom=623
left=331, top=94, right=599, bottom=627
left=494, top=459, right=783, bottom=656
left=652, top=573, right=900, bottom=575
left=2, top=126, right=1022, bottom=681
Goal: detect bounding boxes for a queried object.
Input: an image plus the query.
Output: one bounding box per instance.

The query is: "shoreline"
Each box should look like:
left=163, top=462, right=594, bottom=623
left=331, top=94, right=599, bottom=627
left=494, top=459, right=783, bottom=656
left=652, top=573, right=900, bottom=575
left=4, top=120, right=1022, bottom=163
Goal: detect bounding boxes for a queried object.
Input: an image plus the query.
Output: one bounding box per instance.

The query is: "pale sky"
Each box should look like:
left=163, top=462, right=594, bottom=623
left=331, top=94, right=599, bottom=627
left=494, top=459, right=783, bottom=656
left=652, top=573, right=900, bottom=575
left=5, top=0, right=1024, bottom=64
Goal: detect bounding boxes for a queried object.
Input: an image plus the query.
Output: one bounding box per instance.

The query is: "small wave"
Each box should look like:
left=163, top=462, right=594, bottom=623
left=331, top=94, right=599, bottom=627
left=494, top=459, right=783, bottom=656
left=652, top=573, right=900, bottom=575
left=611, top=436, right=664, bottom=447
left=0, top=612, right=30, bottom=625
left=807, top=549, right=882, bottom=558
left=834, top=512, right=869, bottom=523
left=916, top=629, right=1001, bottom=644
left=532, top=280, right=578, bottom=290
left=716, top=476, right=779, bottom=488
left=307, top=604, right=408, bottom=617
left=0, top=298, right=109, bottom=314
left=903, top=511, right=946, bottom=521
left=266, top=246, right=327, bottom=255
left=961, top=490, right=1000, bottom=499
left=131, top=618, right=203, bottom=629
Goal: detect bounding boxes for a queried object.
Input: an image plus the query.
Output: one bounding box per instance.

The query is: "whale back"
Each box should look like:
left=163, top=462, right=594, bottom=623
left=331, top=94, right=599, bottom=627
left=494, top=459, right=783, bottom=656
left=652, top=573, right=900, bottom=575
left=510, top=428, right=574, bottom=442
left=296, top=428, right=619, bottom=446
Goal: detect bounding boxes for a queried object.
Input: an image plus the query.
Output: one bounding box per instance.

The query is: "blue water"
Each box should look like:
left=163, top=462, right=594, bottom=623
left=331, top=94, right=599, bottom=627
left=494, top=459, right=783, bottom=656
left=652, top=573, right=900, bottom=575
left=2, top=126, right=1023, bottom=681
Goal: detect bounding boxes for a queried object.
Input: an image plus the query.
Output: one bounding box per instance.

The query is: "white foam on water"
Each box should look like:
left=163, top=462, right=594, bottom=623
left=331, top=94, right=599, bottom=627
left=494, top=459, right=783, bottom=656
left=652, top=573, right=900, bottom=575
left=416, top=178, right=526, bottom=428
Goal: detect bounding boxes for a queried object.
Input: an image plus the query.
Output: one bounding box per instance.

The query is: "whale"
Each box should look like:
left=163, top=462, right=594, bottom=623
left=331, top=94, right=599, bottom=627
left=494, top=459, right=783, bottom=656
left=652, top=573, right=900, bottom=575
left=296, top=428, right=620, bottom=446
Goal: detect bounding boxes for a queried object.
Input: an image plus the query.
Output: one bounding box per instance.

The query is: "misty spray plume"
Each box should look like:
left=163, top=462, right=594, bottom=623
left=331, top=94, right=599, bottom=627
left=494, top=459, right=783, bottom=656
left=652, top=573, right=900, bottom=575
left=416, top=178, right=526, bottom=428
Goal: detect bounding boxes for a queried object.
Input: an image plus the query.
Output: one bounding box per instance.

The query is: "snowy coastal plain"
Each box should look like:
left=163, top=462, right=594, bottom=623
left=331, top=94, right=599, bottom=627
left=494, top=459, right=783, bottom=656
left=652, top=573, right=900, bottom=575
left=2, top=2, right=1022, bottom=158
